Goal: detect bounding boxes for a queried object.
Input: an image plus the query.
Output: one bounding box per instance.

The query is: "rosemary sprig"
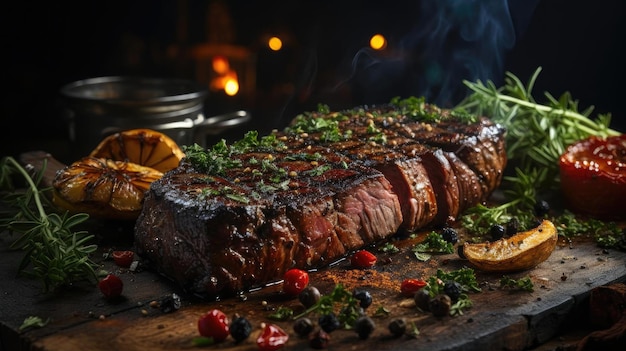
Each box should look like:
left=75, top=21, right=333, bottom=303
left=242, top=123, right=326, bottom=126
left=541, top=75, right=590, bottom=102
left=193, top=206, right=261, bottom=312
left=0, top=156, right=98, bottom=292
left=455, top=67, right=621, bottom=234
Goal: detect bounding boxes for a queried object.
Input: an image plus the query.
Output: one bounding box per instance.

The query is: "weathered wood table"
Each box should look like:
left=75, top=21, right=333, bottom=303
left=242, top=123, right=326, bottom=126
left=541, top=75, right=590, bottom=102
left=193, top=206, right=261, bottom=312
left=2, top=219, right=625, bottom=351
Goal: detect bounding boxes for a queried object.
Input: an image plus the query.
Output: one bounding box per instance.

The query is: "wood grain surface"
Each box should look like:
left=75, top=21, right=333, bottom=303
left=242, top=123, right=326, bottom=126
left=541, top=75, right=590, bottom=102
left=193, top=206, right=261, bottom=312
left=2, top=224, right=626, bottom=351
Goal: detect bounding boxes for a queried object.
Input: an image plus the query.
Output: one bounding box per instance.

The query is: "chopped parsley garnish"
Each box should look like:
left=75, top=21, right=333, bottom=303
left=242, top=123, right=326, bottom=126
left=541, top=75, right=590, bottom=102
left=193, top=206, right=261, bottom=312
left=411, top=231, right=455, bottom=261
left=304, top=165, right=332, bottom=177
left=199, top=186, right=249, bottom=203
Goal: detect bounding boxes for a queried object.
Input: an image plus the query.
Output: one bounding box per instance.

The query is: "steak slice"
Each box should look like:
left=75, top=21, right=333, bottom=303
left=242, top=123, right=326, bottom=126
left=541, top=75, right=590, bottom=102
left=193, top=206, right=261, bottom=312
left=134, top=100, right=507, bottom=298
left=135, top=136, right=403, bottom=297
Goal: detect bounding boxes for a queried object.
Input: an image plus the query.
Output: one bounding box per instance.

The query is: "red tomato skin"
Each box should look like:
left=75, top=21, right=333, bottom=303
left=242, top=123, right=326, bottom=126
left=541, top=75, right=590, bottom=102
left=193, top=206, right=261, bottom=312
left=98, top=274, right=123, bottom=298
left=197, top=309, right=230, bottom=342
left=559, top=134, right=626, bottom=220
left=256, top=323, right=289, bottom=351
left=112, top=250, right=134, bottom=268
left=282, top=268, right=309, bottom=296
left=350, top=250, right=377, bottom=268
left=400, top=278, right=427, bottom=297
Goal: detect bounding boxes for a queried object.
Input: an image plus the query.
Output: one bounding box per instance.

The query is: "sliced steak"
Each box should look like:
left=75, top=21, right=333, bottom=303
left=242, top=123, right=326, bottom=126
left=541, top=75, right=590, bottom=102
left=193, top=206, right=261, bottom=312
left=135, top=101, right=507, bottom=298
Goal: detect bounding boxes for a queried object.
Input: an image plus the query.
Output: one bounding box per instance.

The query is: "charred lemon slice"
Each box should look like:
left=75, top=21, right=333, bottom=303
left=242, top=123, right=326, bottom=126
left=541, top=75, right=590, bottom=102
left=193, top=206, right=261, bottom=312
left=52, top=157, right=163, bottom=220
left=89, top=129, right=185, bottom=173
left=462, top=219, right=558, bottom=272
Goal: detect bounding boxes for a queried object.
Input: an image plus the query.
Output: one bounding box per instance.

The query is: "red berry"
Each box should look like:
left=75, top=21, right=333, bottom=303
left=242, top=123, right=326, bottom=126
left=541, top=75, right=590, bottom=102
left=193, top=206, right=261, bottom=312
left=256, top=323, right=289, bottom=351
left=98, top=274, right=123, bottom=298
left=197, top=309, right=230, bottom=342
left=400, top=278, right=427, bottom=297
left=283, top=268, right=309, bottom=296
left=350, top=250, right=377, bottom=268
left=112, top=250, right=134, bottom=268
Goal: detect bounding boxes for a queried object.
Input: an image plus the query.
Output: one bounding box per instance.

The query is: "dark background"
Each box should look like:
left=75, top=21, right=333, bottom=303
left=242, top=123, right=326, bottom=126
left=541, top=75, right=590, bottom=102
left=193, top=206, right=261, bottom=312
left=2, top=0, right=625, bottom=163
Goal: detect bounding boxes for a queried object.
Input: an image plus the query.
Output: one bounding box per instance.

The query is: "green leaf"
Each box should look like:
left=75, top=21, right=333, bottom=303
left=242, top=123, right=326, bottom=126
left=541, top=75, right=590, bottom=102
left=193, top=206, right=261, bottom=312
left=19, top=316, right=49, bottom=331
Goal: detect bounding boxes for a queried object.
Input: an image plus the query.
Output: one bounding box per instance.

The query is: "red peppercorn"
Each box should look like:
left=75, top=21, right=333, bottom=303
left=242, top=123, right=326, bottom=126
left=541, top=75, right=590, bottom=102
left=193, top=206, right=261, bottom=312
left=111, top=250, right=134, bottom=268
left=400, top=278, right=427, bottom=297
left=98, top=274, right=123, bottom=298
left=350, top=250, right=377, bottom=268
left=256, top=323, right=289, bottom=351
left=197, top=309, right=230, bottom=342
left=283, top=268, right=309, bottom=296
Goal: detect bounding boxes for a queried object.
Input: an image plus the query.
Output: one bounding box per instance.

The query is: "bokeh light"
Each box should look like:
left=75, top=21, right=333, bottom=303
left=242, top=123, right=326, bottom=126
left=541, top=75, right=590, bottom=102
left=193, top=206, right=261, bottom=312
left=268, top=36, right=283, bottom=51
left=369, top=34, right=387, bottom=50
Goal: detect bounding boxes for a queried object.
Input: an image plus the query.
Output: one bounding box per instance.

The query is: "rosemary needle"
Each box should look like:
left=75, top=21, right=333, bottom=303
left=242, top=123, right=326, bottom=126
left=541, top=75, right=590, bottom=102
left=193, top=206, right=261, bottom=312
left=0, top=156, right=98, bottom=292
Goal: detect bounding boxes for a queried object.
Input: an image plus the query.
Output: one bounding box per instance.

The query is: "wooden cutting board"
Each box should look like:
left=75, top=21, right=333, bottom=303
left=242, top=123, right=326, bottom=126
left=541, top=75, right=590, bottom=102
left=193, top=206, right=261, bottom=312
left=2, top=151, right=625, bottom=351
left=2, top=222, right=626, bottom=351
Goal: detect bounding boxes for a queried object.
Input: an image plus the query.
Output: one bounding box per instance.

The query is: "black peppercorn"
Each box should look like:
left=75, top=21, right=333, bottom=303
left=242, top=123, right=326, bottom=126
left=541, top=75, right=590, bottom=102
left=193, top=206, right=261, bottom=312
left=229, top=316, right=252, bottom=343
left=388, top=318, right=407, bottom=338
left=490, top=224, right=506, bottom=241
left=441, top=227, right=459, bottom=244
left=429, top=294, right=452, bottom=317
left=354, top=316, right=376, bottom=339
left=299, top=286, right=321, bottom=308
left=309, top=329, right=330, bottom=349
left=414, top=288, right=431, bottom=311
left=352, top=289, right=373, bottom=309
left=318, top=312, right=340, bottom=333
left=443, top=280, right=463, bottom=302
left=293, top=317, right=314, bottom=337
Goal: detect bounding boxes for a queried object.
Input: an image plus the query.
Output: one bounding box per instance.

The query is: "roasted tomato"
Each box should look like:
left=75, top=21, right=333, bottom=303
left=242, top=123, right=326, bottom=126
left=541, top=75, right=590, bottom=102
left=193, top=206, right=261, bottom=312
left=559, top=134, right=626, bottom=220
left=350, top=250, right=377, bottom=268
left=98, top=274, right=123, bottom=299
left=197, top=309, right=230, bottom=342
left=282, top=268, right=309, bottom=296
left=256, top=323, right=289, bottom=351
left=112, top=250, right=134, bottom=268
left=400, top=278, right=427, bottom=297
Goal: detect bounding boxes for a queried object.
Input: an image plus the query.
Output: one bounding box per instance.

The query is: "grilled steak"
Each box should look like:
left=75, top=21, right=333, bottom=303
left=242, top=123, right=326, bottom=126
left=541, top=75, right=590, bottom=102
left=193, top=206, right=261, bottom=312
left=134, top=100, right=507, bottom=298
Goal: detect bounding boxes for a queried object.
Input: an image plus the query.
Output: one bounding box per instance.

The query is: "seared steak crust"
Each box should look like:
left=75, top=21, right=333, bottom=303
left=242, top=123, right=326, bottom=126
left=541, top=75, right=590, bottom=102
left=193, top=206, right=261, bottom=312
left=135, top=102, right=507, bottom=298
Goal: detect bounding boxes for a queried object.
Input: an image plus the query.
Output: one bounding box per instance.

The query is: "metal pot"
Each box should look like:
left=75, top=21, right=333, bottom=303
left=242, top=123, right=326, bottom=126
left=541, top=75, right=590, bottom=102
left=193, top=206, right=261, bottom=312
left=60, top=76, right=250, bottom=159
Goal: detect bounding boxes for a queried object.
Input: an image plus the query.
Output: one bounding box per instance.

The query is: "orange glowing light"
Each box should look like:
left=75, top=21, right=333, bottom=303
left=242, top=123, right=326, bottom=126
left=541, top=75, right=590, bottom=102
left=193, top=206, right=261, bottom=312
left=369, top=34, right=387, bottom=50
left=268, top=36, right=283, bottom=51
left=212, top=55, right=229, bottom=74
left=224, top=78, right=239, bottom=96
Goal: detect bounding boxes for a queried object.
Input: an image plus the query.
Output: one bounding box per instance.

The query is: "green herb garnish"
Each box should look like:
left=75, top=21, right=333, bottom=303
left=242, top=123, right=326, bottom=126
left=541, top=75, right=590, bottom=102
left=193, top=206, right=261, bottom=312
left=303, top=165, right=332, bottom=177
left=391, top=96, right=477, bottom=123
left=268, top=306, right=294, bottom=321
left=19, top=316, right=49, bottom=331
left=0, top=157, right=98, bottom=292
left=500, top=276, right=534, bottom=292
left=411, top=231, right=454, bottom=260
left=292, top=284, right=361, bottom=328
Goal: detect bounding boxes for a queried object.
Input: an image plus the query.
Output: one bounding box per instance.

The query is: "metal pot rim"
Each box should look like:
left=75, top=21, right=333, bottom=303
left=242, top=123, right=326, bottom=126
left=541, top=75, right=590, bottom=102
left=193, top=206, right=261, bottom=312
left=60, top=76, right=208, bottom=105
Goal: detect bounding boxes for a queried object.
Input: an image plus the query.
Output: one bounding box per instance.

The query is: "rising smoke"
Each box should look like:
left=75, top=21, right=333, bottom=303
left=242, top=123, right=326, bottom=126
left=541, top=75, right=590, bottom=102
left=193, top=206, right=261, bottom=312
left=346, top=0, right=539, bottom=108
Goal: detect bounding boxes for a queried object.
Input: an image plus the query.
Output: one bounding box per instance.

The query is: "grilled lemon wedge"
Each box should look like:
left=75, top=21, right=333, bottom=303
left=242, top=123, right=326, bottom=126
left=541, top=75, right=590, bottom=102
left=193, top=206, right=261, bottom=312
left=462, top=219, right=558, bottom=272
left=52, top=157, right=163, bottom=220
left=89, top=129, right=185, bottom=173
